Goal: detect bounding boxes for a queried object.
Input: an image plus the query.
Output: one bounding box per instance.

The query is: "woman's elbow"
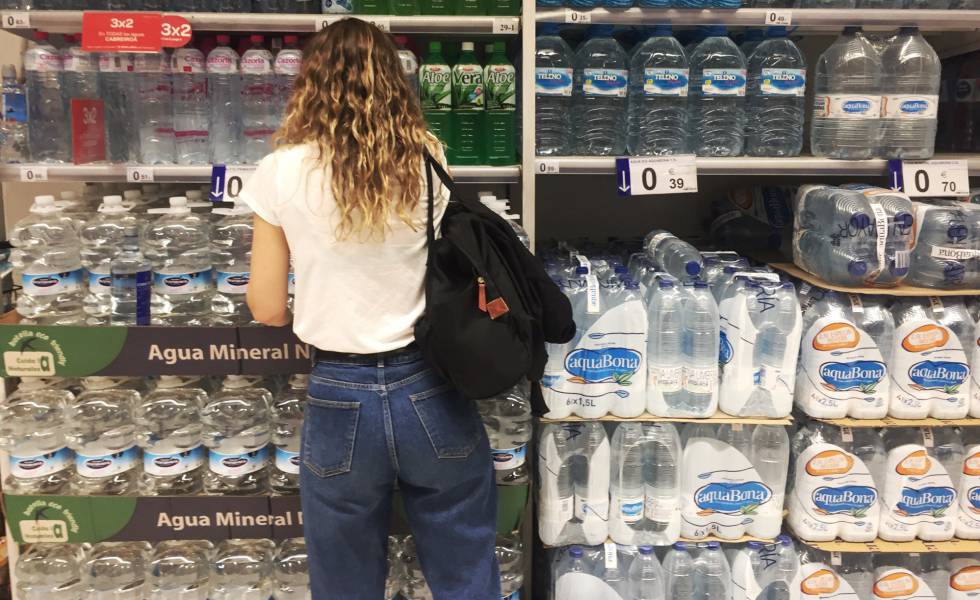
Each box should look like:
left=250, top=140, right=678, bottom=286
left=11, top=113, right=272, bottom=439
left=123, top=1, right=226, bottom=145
left=247, top=293, right=291, bottom=326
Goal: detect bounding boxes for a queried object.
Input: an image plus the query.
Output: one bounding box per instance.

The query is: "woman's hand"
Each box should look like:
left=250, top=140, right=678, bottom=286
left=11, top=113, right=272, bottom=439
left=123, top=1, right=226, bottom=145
left=246, top=214, right=292, bottom=327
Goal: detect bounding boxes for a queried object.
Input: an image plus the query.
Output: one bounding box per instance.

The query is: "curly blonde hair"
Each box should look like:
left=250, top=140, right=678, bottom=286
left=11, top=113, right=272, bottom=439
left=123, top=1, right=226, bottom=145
left=275, top=19, right=439, bottom=239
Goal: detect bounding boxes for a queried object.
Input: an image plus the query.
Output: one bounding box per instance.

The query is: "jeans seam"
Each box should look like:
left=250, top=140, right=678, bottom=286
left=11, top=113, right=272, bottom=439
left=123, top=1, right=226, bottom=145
left=301, top=404, right=360, bottom=478
left=309, top=373, right=382, bottom=391
left=385, top=368, right=435, bottom=392
left=407, top=382, right=455, bottom=403
left=382, top=393, right=399, bottom=473
left=409, top=397, right=478, bottom=459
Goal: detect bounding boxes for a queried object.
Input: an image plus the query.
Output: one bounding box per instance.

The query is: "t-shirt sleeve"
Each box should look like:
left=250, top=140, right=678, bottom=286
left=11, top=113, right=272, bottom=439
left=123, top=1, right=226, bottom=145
left=240, top=153, right=281, bottom=226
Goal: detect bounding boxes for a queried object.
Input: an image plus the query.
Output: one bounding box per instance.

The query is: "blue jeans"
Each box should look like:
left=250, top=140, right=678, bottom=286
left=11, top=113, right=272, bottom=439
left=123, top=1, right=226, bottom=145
left=301, top=348, right=500, bottom=599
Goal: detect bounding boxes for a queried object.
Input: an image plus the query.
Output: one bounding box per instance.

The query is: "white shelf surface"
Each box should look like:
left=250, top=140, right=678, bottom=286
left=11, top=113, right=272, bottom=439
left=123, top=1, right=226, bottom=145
left=534, top=154, right=980, bottom=176
left=534, top=7, right=980, bottom=31
left=0, top=9, right=520, bottom=34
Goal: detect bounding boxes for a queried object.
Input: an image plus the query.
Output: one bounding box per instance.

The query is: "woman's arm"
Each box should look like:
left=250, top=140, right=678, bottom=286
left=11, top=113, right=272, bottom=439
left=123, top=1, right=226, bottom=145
left=246, top=214, right=291, bottom=327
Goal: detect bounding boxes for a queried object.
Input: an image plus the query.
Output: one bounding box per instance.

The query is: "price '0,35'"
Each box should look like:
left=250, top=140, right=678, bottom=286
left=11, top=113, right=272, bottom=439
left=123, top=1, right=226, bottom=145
left=110, top=17, right=135, bottom=29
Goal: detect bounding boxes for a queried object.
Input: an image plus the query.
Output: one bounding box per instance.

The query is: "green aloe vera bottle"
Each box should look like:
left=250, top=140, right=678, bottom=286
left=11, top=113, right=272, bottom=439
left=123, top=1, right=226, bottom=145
left=419, top=41, right=453, bottom=160
left=484, top=41, right=516, bottom=165
left=451, top=41, right=485, bottom=165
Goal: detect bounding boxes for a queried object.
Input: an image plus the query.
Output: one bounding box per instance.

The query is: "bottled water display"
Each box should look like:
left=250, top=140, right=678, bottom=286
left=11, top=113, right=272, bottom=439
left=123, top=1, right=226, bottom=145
left=643, top=229, right=703, bottom=280
left=536, top=25, right=575, bottom=156
left=745, top=27, right=806, bottom=157
left=476, top=380, right=532, bottom=485
left=908, top=200, right=980, bottom=289
left=1, top=63, right=29, bottom=163
left=627, top=25, right=691, bottom=156
left=879, top=27, right=941, bottom=159
left=134, top=376, right=207, bottom=496
left=210, top=539, right=275, bottom=600
left=573, top=26, right=628, bottom=156
left=134, top=51, right=176, bottom=165
left=0, top=379, right=75, bottom=495
left=80, top=196, right=138, bottom=325
left=171, top=47, right=209, bottom=165
left=689, top=26, right=747, bottom=157
left=110, top=225, right=153, bottom=326
left=25, top=32, right=69, bottom=163
left=201, top=375, right=273, bottom=496
left=241, top=35, right=277, bottom=163
left=84, top=541, right=150, bottom=600
left=15, top=543, right=86, bottom=600
left=270, top=374, right=308, bottom=495
left=207, top=35, right=243, bottom=166
left=211, top=199, right=255, bottom=325
left=99, top=51, right=137, bottom=164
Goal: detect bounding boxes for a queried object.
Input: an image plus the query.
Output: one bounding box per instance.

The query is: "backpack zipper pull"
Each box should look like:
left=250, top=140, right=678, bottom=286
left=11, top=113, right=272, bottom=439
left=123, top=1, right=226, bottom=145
left=477, top=276, right=487, bottom=313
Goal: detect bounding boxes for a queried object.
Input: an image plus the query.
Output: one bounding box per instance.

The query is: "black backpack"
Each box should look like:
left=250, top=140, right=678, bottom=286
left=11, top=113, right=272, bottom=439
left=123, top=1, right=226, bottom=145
left=414, top=153, right=575, bottom=400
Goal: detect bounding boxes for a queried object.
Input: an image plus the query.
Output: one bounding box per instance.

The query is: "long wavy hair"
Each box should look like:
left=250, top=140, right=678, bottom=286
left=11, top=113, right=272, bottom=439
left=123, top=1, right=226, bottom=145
left=275, top=19, right=439, bottom=240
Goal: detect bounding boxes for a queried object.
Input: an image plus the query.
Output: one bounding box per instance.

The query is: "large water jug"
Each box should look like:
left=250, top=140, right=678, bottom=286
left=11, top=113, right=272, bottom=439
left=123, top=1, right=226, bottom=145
left=745, top=27, right=805, bottom=157
left=573, top=25, right=628, bottom=156
left=689, top=26, right=747, bottom=157
left=628, top=26, right=691, bottom=156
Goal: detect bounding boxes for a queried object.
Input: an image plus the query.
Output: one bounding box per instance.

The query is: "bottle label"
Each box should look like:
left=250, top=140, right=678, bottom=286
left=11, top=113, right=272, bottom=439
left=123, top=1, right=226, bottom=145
left=135, top=53, right=169, bottom=74
left=206, top=52, right=239, bottom=74
left=583, top=68, right=628, bottom=98
left=22, top=269, right=84, bottom=297
left=760, top=68, right=806, bottom=96
left=792, top=442, right=880, bottom=534
left=171, top=49, right=206, bottom=74
left=2, top=91, right=27, bottom=123
left=288, top=272, right=296, bottom=295
left=891, top=318, right=970, bottom=414
left=644, top=495, right=676, bottom=522
left=798, top=317, right=888, bottom=414
left=216, top=270, right=250, bottom=294
left=322, top=0, right=353, bottom=12
left=701, top=68, right=746, bottom=96
left=643, top=67, right=689, bottom=97
left=10, top=447, right=72, bottom=479
left=683, top=365, right=718, bottom=395
left=66, top=50, right=98, bottom=73
left=88, top=269, right=112, bottom=293
left=649, top=365, right=682, bottom=393
left=502, top=592, right=521, bottom=600
left=241, top=50, right=274, bottom=75
left=208, top=446, right=270, bottom=476
left=143, top=446, right=205, bottom=476
left=931, top=246, right=980, bottom=261
left=452, top=64, right=485, bottom=109
left=98, top=54, right=134, bottom=74
left=275, top=446, right=301, bottom=475
left=420, top=64, right=452, bottom=111
left=485, top=63, right=516, bottom=110
left=274, top=50, right=303, bottom=76
left=619, top=495, right=645, bottom=524
left=153, top=269, right=213, bottom=295
left=491, top=444, right=527, bottom=471
left=881, top=94, right=939, bottom=119
left=75, top=446, right=139, bottom=478
left=813, top=94, right=882, bottom=119
left=24, top=49, right=62, bottom=73
left=873, top=569, right=934, bottom=600
left=536, top=67, right=573, bottom=97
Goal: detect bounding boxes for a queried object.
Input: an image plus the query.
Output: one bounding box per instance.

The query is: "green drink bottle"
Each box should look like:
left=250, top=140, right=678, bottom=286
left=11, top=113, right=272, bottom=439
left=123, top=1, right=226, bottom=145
left=484, top=41, right=516, bottom=165
left=419, top=42, right=454, bottom=161
left=455, top=0, right=486, bottom=16
left=353, top=0, right=389, bottom=13
left=488, top=0, right=518, bottom=15
left=420, top=0, right=454, bottom=15
left=390, top=0, right=420, bottom=15
left=451, top=42, right=486, bottom=165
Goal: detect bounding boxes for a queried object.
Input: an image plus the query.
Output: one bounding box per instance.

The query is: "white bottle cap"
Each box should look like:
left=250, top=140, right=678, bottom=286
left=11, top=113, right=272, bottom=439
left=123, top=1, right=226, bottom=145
left=156, top=375, right=187, bottom=389
left=462, top=41, right=475, bottom=51
left=31, top=195, right=61, bottom=214
left=99, top=195, right=130, bottom=214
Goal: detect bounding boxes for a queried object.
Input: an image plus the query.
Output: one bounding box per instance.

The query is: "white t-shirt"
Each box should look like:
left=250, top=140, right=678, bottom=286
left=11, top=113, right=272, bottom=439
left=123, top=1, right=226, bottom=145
left=240, top=142, right=448, bottom=354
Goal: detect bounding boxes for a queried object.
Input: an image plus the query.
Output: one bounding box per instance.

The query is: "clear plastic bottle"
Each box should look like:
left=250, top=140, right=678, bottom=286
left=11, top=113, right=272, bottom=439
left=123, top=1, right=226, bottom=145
left=628, top=25, right=691, bottom=156
left=0, top=379, right=75, bottom=495
left=689, top=26, right=747, bottom=156
left=476, top=380, right=531, bottom=485
left=17, top=544, right=86, bottom=600
left=535, top=25, right=575, bottom=156
left=573, top=26, right=628, bottom=156
left=147, top=540, right=212, bottom=600
left=133, top=52, right=176, bottom=164
left=274, top=36, right=303, bottom=127
left=554, top=546, right=590, bottom=596
left=750, top=425, right=790, bottom=534
left=66, top=382, right=141, bottom=496
left=98, top=51, right=137, bottom=163
left=643, top=229, right=703, bottom=280
left=84, top=542, right=150, bottom=600
left=270, top=374, right=308, bottom=495
left=274, top=538, right=310, bottom=600
left=647, top=279, right=685, bottom=415
left=2, top=63, right=29, bottom=163
left=202, top=375, right=273, bottom=495
left=241, top=35, right=276, bottom=163
left=110, top=225, right=152, bottom=326
left=10, top=195, right=86, bottom=324
left=663, top=543, right=694, bottom=600
left=135, top=375, right=207, bottom=495
left=681, top=281, right=719, bottom=415
left=62, top=35, right=99, bottom=117
left=611, top=421, right=646, bottom=535
left=879, top=27, right=941, bottom=160
left=629, top=546, right=666, bottom=600
left=171, top=47, right=209, bottom=165
left=743, top=282, right=799, bottom=416
left=25, top=31, right=69, bottom=163
left=496, top=532, right=523, bottom=600
left=207, top=35, right=243, bottom=166
left=745, top=27, right=805, bottom=157
left=211, top=199, right=254, bottom=325
left=695, top=542, right=733, bottom=600
left=811, top=27, right=882, bottom=159
left=644, top=422, right=681, bottom=544
left=80, top=196, right=135, bottom=325
left=210, top=539, right=276, bottom=600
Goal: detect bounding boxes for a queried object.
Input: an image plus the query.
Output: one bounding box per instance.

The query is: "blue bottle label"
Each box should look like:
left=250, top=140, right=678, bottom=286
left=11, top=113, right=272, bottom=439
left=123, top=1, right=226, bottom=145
left=491, top=443, right=527, bottom=471
left=702, top=69, right=746, bottom=96
left=643, top=68, right=689, bottom=97
left=760, top=68, right=806, bottom=97
left=153, top=268, right=212, bottom=295
left=115, top=269, right=152, bottom=326
left=275, top=447, right=301, bottom=475
left=882, top=94, right=938, bottom=119
left=209, top=446, right=270, bottom=476
left=88, top=270, right=112, bottom=293
left=502, top=592, right=521, bottom=600
left=22, top=268, right=84, bottom=297
left=10, top=447, right=72, bottom=479
left=215, top=270, right=250, bottom=294
left=322, top=0, right=353, bottom=12
left=75, top=446, right=139, bottom=478
left=3, top=91, right=27, bottom=123
left=583, top=68, right=628, bottom=97
left=144, top=445, right=205, bottom=476
left=814, top=94, right=882, bottom=120
left=536, top=67, right=573, bottom=97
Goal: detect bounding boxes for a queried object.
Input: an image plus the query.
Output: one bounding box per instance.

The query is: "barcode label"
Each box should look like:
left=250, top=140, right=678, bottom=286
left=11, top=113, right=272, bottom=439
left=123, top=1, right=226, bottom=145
left=841, top=426, right=853, bottom=443
left=922, top=427, right=934, bottom=448
left=894, top=250, right=910, bottom=271
left=929, top=296, right=944, bottom=314
left=604, top=542, right=618, bottom=569
left=848, top=294, right=864, bottom=314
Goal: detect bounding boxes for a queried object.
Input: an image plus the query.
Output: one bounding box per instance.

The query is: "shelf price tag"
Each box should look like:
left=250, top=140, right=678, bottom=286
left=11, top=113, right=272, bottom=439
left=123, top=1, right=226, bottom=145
left=615, top=155, right=698, bottom=197
left=19, top=166, right=48, bottom=182
left=126, top=166, right=154, bottom=183
left=160, top=14, right=192, bottom=48
left=360, top=16, right=391, bottom=31
left=535, top=159, right=560, bottom=175
left=564, top=9, right=592, bottom=23
left=894, top=158, right=969, bottom=197
left=492, top=17, right=519, bottom=34
left=210, top=165, right=256, bottom=202
left=763, top=9, right=792, bottom=25
left=1, top=11, right=30, bottom=28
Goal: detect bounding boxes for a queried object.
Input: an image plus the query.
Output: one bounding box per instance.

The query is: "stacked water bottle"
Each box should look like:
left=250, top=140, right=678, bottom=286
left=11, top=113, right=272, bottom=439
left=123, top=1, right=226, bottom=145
left=535, top=25, right=942, bottom=159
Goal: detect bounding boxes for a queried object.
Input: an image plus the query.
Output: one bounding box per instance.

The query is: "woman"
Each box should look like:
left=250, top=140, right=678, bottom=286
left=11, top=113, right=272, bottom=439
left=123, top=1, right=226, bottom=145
left=241, top=20, right=499, bottom=599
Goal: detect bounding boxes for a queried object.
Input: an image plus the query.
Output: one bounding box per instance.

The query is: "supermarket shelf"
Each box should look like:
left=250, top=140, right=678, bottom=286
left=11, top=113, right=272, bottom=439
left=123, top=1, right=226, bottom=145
left=534, top=7, right=980, bottom=31
left=545, top=533, right=777, bottom=548
left=539, top=410, right=792, bottom=425
left=534, top=154, right=980, bottom=176
left=801, top=537, right=980, bottom=553
left=771, top=262, right=980, bottom=296
left=813, top=415, right=980, bottom=427
left=0, top=10, right=520, bottom=34
left=0, top=163, right=521, bottom=183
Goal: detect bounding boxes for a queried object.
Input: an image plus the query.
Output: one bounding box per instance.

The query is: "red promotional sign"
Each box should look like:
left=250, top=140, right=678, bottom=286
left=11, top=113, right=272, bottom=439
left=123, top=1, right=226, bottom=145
left=82, top=11, right=163, bottom=53
left=160, top=14, right=192, bottom=48
left=70, top=98, right=106, bottom=165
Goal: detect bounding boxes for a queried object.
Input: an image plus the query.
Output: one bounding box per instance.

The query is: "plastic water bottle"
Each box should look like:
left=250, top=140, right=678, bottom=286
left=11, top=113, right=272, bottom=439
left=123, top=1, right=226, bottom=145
left=147, top=540, right=212, bottom=600
left=98, top=52, right=137, bottom=163
left=476, top=381, right=531, bottom=485
left=2, top=63, right=29, bottom=163
left=645, top=423, right=681, bottom=544
left=647, top=280, right=685, bottom=415
left=811, top=27, right=882, bottom=159
left=573, top=26, right=628, bottom=156
left=419, top=41, right=452, bottom=149
left=62, top=36, right=99, bottom=115
left=680, top=282, right=719, bottom=415
left=207, top=36, right=243, bottom=165
left=494, top=533, right=522, bottom=600
left=629, top=546, right=666, bottom=600
left=535, top=25, right=574, bottom=156
left=745, top=27, right=806, bottom=157
left=84, top=541, right=150, bottom=600
left=879, top=27, right=941, bottom=159
left=451, top=42, right=485, bottom=164
left=271, top=374, right=308, bottom=495
left=628, top=26, right=691, bottom=156
left=110, top=226, right=152, bottom=326
left=143, top=197, right=213, bottom=326
left=16, top=543, right=86, bottom=600
left=274, top=36, right=303, bottom=126
left=554, top=546, right=590, bottom=597
left=611, top=422, right=646, bottom=534
left=750, top=425, right=790, bottom=536
left=80, top=196, right=134, bottom=325
left=25, top=31, right=69, bottom=163
left=740, top=28, right=766, bottom=58
left=211, top=200, right=254, bottom=326
left=171, top=47, right=209, bottom=165
left=0, top=380, right=74, bottom=495
left=242, top=35, right=276, bottom=163
left=66, top=381, right=141, bottom=496
left=134, top=52, right=176, bottom=164
left=663, top=543, right=694, bottom=600
left=210, top=539, right=275, bottom=600
left=134, top=376, right=206, bottom=496
left=274, top=538, right=310, bottom=600
left=696, top=542, right=733, bottom=600
left=10, top=195, right=86, bottom=324
left=643, top=229, right=702, bottom=280
left=202, top=375, right=273, bottom=496
left=689, top=26, right=747, bottom=156
left=909, top=202, right=980, bottom=289
left=743, top=282, right=799, bottom=417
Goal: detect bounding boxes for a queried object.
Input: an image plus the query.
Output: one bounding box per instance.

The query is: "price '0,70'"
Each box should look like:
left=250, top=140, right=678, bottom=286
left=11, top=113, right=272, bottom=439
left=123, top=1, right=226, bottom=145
left=908, top=169, right=958, bottom=194
left=109, top=17, right=135, bottom=29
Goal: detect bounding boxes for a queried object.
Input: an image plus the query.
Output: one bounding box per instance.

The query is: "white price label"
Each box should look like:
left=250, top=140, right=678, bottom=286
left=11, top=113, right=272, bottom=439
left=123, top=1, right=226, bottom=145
left=19, top=166, right=48, bottom=182
left=126, top=166, right=154, bottom=183
left=210, top=165, right=256, bottom=202
left=315, top=16, right=336, bottom=30
left=492, top=17, right=519, bottom=34
left=603, top=542, right=618, bottom=570
left=618, top=155, right=698, bottom=196
left=536, top=159, right=560, bottom=174
left=763, top=9, right=792, bottom=25
left=564, top=9, right=592, bottom=23
left=901, top=159, right=969, bottom=197
left=1, top=11, right=30, bottom=28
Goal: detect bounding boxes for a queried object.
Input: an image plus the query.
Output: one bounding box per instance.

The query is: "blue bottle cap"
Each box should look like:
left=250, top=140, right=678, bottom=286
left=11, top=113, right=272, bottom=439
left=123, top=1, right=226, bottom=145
left=895, top=212, right=914, bottom=229
left=538, top=23, right=563, bottom=36
left=851, top=213, right=871, bottom=230
left=706, top=541, right=721, bottom=550
left=778, top=534, right=792, bottom=545
left=694, top=280, right=709, bottom=289
left=747, top=541, right=763, bottom=549
left=848, top=260, right=868, bottom=277
left=659, top=279, right=675, bottom=289
left=723, top=266, right=738, bottom=274
left=638, top=545, right=654, bottom=555
left=575, top=266, right=589, bottom=275
left=614, top=264, right=629, bottom=274
left=685, top=261, right=702, bottom=276
left=651, top=23, right=672, bottom=37
left=781, top=281, right=795, bottom=290
left=673, top=541, right=688, bottom=550
left=703, top=25, right=727, bottom=38
left=766, top=26, right=788, bottom=38
left=569, top=545, right=583, bottom=558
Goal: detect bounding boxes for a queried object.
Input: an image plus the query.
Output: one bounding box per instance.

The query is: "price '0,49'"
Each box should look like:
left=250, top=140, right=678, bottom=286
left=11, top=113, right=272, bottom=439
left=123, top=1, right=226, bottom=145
left=110, top=17, right=135, bottom=29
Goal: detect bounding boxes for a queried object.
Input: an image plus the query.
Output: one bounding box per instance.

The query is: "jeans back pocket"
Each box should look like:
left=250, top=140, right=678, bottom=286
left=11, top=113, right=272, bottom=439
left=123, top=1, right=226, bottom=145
left=302, top=397, right=360, bottom=478
left=409, top=383, right=483, bottom=459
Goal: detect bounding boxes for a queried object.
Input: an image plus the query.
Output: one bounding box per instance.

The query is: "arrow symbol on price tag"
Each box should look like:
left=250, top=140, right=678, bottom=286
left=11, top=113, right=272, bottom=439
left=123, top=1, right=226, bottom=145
left=210, top=165, right=226, bottom=202
left=616, top=158, right=631, bottom=196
